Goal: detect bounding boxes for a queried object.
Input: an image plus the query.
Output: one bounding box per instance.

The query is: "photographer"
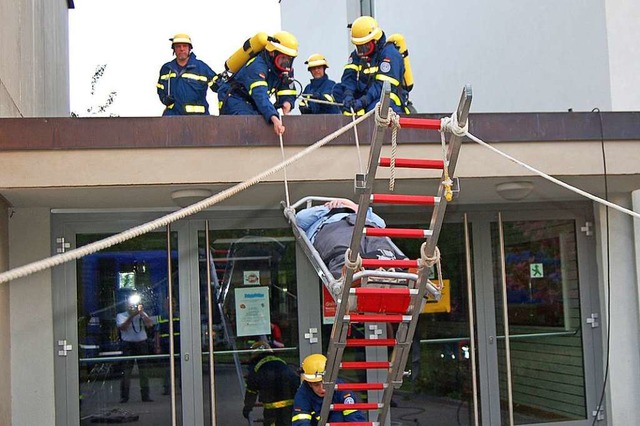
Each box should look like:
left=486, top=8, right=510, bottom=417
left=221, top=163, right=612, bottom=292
left=116, top=293, right=155, bottom=403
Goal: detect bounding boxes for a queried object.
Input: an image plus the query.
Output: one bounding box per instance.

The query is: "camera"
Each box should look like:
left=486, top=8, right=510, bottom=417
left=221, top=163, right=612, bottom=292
left=128, top=294, right=142, bottom=311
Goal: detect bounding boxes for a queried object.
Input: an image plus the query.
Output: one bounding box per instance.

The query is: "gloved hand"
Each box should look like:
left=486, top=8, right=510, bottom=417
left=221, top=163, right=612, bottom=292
left=299, top=105, right=312, bottom=114
left=352, top=98, right=366, bottom=112
left=341, top=96, right=355, bottom=112
left=163, top=95, right=175, bottom=106
left=242, top=407, right=252, bottom=419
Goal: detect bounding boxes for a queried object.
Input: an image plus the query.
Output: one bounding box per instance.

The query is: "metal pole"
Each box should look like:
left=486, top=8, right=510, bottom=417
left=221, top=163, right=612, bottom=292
left=205, top=221, right=217, bottom=425
left=166, top=225, right=177, bottom=426
left=464, top=214, right=479, bottom=426
left=497, top=213, right=514, bottom=425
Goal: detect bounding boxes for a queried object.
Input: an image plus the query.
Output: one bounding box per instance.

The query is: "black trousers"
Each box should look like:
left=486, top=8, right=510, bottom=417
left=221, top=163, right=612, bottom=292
left=120, top=340, right=152, bottom=400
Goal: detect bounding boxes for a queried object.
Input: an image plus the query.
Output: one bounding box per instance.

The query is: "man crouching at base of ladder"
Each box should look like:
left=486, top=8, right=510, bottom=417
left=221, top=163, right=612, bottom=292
left=292, top=354, right=366, bottom=425
left=295, top=197, right=408, bottom=296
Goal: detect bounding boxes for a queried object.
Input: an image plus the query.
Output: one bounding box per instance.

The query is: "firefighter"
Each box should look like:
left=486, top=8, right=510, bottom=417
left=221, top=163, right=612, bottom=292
left=218, top=31, right=299, bottom=136
left=156, top=33, right=219, bottom=116
left=243, top=341, right=300, bottom=426
left=334, top=16, right=407, bottom=115
left=291, top=354, right=365, bottom=425
left=299, top=54, right=340, bottom=115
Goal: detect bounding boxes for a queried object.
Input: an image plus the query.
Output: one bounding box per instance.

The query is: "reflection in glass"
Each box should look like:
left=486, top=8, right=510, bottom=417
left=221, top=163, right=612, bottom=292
left=199, top=228, right=299, bottom=425
left=77, top=232, right=179, bottom=425
left=492, top=220, right=586, bottom=424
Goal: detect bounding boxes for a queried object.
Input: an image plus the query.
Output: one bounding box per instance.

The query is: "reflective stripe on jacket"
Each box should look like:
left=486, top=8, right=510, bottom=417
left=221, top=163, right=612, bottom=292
left=156, top=53, right=218, bottom=116
left=291, top=380, right=365, bottom=425
left=300, top=74, right=339, bottom=114
left=219, top=52, right=297, bottom=123
left=337, top=33, right=405, bottom=113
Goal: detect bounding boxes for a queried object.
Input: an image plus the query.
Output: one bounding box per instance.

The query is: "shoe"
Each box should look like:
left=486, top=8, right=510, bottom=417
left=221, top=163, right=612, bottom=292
left=142, top=397, right=154, bottom=402
left=119, top=398, right=128, bottom=403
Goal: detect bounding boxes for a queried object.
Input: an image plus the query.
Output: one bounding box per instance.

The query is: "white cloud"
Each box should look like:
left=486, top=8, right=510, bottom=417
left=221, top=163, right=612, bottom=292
left=69, top=0, right=281, bottom=117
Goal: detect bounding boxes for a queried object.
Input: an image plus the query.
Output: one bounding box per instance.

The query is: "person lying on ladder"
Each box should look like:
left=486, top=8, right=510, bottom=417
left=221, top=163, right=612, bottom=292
left=295, top=197, right=407, bottom=294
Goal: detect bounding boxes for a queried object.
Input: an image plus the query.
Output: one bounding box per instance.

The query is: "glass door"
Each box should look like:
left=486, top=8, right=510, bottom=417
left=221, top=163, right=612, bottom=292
left=75, top=230, right=180, bottom=425
left=490, top=216, right=594, bottom=425
left=197, top=222, right=300, bottom=425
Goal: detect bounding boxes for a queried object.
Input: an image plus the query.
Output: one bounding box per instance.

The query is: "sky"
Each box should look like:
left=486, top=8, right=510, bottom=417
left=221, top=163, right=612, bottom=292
left=69, top=0, right=282, bottom=117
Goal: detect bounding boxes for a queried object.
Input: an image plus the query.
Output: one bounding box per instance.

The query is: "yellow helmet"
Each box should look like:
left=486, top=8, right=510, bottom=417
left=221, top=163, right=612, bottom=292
left=170, top=33, right=193, bottom=48
left=266, top=31, right=299, bottom=57
left=305, top=53, right=329, bottom=70
left=350, top=16, right=383, bottom=45
left=301, top=354, right=326, bottom=382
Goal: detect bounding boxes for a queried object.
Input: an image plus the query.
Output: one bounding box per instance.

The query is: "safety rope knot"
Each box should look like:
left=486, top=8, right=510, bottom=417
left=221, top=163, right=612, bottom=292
left=344, top=248, right=363, bottom=271
left=440, top=112, right=468, bottom=137
left=419, top=244, right=443, bottom=292
left=374, top=102, right=392, bottom=128
left=421, top=244, right=441, bottom=267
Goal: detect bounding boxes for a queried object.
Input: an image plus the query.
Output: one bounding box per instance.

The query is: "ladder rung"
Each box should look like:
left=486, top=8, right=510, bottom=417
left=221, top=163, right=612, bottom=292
left=346, top=338, right=397, bottom=347
left=331, top=402, right=383, bottom=411
left=378, top=157, right=444, bottom=170
left=371, top=193, right=439, bottom=205
left=340, top=361, right=391, bottom=369
left=351, top=288, right=418, bottom=295
left=326, top=423, right=379, bottom=426
left=336, top=382, right=386, bottom=391
left=361, top=259, right=419, bottom=269
left=364, top=227, right=432, bottom=238
left=397, top=117, right=442, bottom=130
left=345, top=314, right=411, bottom=323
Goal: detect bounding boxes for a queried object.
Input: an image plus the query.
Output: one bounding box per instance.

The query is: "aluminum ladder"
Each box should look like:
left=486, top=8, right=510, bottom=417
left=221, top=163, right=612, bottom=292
left=319, top=84, right=472, bottom=426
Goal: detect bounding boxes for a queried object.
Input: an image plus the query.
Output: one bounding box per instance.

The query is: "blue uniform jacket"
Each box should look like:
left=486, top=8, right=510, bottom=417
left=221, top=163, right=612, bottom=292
left=291, top=380, right=366, bottom=425
left=219, top=52, right=297, bottom=123
left=337, top=34, right=406, bottom=113
left=300, top=75, right=340, bottom=114
left=156, top=53, right=217, bottom=116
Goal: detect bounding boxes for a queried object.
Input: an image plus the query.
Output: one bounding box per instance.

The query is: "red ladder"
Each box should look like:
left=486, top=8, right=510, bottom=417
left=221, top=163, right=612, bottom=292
left=319, top=84, right=472, bottom=425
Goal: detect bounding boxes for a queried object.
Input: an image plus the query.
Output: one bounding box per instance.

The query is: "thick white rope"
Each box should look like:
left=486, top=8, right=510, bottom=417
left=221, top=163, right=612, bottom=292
left=464, top=131, right=640, bottom=220
left=388, top=111, right=401, bottom=192
left=0, top=109, right=375, bottom=284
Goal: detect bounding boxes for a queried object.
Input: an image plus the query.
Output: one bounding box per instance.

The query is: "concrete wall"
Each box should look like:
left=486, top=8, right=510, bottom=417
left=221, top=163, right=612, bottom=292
left=283, top=0, right=630, bottom=113
left=604, top=0, right=640, bottom=110
left=0, top=197, right=11, bottom=426
left=595, top=194, right=640, bottom=425
left=0, top=0, right=70, bottom=117
left=9, top=208, right=55, bottom=426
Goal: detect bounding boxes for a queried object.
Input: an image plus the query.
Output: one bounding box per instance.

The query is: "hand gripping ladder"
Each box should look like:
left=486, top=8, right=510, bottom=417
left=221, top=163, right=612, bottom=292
left=319, top=83, right=472, bottom=426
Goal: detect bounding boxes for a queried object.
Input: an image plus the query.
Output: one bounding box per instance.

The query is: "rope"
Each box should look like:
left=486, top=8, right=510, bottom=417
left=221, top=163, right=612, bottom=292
left=0, top=109, right=376, bottom=284
left=441, top=112, right=468, bottom=137
left=388, top=111, right=401, bottom=192
left=419, top=245, right=443, bottom=291
left=278, top=114, right=291, bottom=208
left=343, top=248, right=363, bottom=271
left=464, top=131, right=640, bottom=220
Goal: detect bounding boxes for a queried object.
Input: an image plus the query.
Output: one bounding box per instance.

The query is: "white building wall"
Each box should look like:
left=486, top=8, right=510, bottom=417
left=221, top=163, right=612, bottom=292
left=283, top=0, right=640, bottom=113
left=9, top=209, right=55, bottom=426
left=0, top=0, right=70, bottom=117
left=604, top=0, right=640, bottom=110
left=595, top=194, right=640, bottom=425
